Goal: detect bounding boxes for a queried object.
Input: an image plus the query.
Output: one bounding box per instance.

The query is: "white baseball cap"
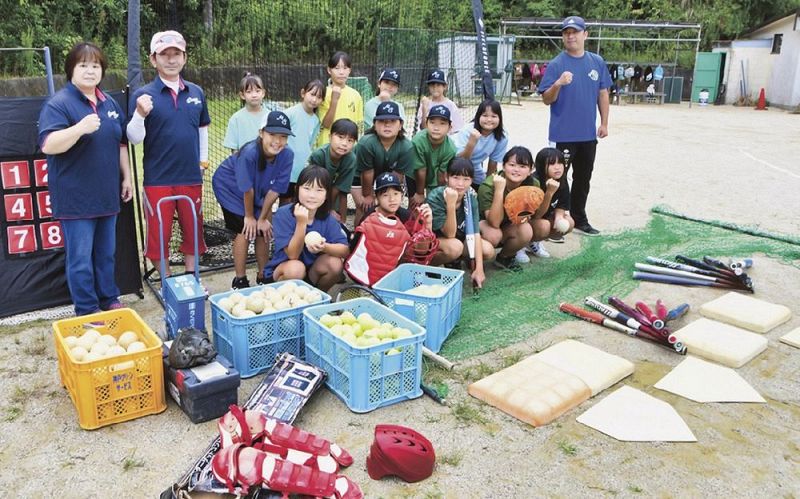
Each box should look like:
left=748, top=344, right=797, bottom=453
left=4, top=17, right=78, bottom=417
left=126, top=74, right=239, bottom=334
left=150, top=31, right=187, bottom=55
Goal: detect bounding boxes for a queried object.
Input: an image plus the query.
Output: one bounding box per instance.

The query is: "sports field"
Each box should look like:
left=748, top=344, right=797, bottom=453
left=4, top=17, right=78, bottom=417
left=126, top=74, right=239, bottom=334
left=1, top=100, right=798, bottom=497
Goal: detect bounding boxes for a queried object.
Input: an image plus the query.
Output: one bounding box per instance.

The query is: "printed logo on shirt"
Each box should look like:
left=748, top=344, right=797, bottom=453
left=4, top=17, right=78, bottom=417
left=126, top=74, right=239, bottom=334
left=186, top=97, right=202, bottom=105
left=386, top=231, right=396, bottom=239
left=107, top=110, right=119, bottom=120
left=588, top=69, right=599, bottom=81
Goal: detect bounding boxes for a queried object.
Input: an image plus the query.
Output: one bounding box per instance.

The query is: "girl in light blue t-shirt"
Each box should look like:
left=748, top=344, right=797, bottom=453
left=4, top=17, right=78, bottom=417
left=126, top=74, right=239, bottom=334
left=285, top=79, right=326, bottom=184
left=223, top=73, right=283, bottom=152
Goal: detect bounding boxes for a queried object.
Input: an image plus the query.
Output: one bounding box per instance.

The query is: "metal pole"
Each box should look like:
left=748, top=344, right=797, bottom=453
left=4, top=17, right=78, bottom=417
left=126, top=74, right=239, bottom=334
left=43, top=47, right=55, bottom=96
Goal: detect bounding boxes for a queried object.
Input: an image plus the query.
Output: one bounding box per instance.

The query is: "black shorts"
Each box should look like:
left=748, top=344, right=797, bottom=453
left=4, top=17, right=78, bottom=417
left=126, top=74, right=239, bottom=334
left=221, top=206, right=244, bottom=234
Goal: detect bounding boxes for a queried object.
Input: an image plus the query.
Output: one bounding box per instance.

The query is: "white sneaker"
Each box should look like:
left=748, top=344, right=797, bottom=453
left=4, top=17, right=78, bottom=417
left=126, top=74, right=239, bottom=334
left=515, top=249, right=530, bottom=264
left=528, top=241, right=551, bottom=258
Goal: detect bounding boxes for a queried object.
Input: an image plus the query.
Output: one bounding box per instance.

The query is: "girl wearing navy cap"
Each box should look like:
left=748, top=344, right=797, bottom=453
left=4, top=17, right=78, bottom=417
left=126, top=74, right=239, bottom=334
left=363, top=68, right=407, bottom=129
left=353, top=101, right=413, bottom=225
left=38, top=42, right=132, bottom=315
left=212, top=111, right=295, bottom=289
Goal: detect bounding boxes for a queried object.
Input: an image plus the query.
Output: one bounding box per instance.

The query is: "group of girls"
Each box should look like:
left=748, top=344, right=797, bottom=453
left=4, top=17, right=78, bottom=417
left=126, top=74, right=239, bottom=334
left=212, top=50, right=574, bottom=292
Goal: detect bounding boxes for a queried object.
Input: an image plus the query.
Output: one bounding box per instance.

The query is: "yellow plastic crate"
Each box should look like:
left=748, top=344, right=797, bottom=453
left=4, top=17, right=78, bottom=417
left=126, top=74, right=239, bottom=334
left=52, top=309, right=166, bottom=430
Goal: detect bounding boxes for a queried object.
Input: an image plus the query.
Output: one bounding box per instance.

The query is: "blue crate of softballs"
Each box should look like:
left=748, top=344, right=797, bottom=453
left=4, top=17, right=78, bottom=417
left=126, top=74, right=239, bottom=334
left=303, top=298, right=425, bottom=413
left=373, top=264, right=464, bottom=353
left=209, top=280, right=330, bottom=378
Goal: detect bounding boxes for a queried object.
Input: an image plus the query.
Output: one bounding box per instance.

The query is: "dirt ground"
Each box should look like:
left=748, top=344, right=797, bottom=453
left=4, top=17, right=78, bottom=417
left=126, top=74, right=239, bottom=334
left=1, top=100, right=799, bottom=498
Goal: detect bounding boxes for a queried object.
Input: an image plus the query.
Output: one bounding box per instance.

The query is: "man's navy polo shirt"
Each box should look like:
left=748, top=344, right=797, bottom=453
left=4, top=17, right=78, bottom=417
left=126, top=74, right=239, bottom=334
left=38, top=82, right=126, bottom=219
left=132, top=77, right=210, bottom=186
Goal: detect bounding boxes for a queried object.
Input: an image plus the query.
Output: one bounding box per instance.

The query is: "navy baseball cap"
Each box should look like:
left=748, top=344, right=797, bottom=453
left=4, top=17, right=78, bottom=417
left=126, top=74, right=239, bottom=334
left=374, top=101, right=402, bottom=121
left=379, top=68, right=401, bottom=85
left=427, top=104, right=451, bottom=122
left=260, top=111, right=294, bottom=136
left=426, top=69, right=447, bottom=84
left=375, top=171, right=403, bottom=192
left=561, top=16, right=586, bottom=31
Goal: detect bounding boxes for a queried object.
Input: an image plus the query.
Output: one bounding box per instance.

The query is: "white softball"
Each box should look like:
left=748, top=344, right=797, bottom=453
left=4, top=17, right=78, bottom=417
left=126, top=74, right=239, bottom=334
left=304, top=231, right=324, bottom=246
left=554, top=218, right=570, bottom=233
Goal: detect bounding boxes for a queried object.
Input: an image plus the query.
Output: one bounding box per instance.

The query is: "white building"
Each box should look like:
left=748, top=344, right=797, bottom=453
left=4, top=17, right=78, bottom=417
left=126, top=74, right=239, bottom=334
left=713, top=10, right=800, bottom=108
left=437, top=35, right=515, bottom=101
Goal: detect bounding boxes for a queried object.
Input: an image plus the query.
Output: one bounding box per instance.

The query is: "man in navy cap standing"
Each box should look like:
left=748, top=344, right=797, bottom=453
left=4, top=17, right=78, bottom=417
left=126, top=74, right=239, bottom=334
left=538, top=16, right=610, bottom=237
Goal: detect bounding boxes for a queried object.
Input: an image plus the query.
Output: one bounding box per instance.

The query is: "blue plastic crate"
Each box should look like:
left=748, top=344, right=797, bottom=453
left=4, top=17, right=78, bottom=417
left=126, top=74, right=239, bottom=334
left=302, top=298, right=425, bottom=413
left=373, top=264, right=464, bottom=353
left=209, top=280, right=330, bottom=378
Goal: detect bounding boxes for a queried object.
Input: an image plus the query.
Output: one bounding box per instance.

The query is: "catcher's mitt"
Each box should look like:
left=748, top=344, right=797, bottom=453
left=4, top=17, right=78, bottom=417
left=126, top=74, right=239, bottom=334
left=503, top=186, right=545, bottom=224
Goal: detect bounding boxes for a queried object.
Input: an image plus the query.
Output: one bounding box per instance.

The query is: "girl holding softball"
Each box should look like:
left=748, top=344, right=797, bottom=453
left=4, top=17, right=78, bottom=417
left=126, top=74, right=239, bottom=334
left=529, top=147, right=574, bottom=257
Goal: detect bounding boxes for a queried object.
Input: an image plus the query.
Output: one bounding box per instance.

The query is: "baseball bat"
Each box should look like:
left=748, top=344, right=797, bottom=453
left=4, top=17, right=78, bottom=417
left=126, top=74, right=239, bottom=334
left=634, top=263, right=745, bottom=288
left=558, top=303, right=637, bottom=335
left=646, top=256, right=722, bottom=278
left=676, top=255, right=739, bottom=280
left=463, top=188, right=477, bottom=292
left=729, top=258, right=753, bottom=275
left=655, top=299, right=668, bottom=321
left=608, top=296, right=652, bottom=327
left=560, top=304, right=683, bottom=353
left=584, top=296, right=642, bottom=330
left=704, top=256, right=753, bottom=287
left=635, top=301, right=665, bottom=330
left=666, top=303, right=690, bottom=321
left=633, top=271, right=750, bottom=291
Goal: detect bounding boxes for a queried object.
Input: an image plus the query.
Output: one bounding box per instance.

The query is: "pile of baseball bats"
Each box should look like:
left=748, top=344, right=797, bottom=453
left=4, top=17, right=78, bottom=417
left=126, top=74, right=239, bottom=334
left=559, top=296, right=689, bottom=354
left=632, top=256, right=754, bottom=293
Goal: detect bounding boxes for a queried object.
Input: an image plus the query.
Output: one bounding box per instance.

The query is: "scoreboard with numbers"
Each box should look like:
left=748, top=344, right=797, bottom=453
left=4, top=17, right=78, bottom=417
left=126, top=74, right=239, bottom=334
left=0, top=91, right=141, bottom=319
left=1, top=157, right=62, bottom=257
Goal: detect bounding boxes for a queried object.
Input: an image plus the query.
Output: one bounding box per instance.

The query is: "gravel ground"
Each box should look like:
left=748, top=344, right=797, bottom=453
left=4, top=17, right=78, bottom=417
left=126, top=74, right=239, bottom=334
left=1, top=100, right=799, bottom=498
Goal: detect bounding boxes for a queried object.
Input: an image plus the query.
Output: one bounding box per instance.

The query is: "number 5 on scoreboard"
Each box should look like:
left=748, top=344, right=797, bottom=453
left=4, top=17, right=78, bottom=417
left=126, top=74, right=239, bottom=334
left=7, top=225, right=37, bottom=254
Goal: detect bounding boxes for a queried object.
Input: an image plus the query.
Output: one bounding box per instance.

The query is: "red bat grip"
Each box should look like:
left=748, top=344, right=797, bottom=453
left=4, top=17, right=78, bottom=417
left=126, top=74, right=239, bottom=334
left=635, top=301, right=664, bottom=329
left=655, top=300, right=668, bottom=321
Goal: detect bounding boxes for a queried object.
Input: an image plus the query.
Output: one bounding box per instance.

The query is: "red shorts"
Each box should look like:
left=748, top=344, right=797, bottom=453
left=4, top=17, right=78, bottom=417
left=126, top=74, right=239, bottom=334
left=143, top=185, right=207, bottom=260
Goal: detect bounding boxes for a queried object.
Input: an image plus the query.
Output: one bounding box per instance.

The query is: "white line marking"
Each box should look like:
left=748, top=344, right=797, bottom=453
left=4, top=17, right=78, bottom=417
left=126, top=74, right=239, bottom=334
left=739, top=149, right=800, bottom=179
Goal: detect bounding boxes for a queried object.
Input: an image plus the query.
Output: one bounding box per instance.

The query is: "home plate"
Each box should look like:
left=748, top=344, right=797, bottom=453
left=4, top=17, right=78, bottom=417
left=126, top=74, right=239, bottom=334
left=780, top=327, right=800, bottom=349
left=577, top=386, right=696, bottom=442
left=654, top=356, right=765, bottom=403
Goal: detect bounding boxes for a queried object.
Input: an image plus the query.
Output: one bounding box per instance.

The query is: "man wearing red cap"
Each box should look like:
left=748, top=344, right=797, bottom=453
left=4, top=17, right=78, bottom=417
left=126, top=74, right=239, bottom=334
left=539, top=16, right=611, bottom=237
left=127, top=31, right=210, bottom=276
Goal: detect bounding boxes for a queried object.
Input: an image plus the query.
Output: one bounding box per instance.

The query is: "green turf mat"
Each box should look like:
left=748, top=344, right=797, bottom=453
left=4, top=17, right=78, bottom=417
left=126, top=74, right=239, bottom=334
left=441, top=212, right=800, bottom=361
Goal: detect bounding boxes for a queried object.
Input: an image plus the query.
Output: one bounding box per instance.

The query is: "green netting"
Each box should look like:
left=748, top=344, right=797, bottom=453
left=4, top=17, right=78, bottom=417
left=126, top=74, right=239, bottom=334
left=441, top=212, right=800, bottom=361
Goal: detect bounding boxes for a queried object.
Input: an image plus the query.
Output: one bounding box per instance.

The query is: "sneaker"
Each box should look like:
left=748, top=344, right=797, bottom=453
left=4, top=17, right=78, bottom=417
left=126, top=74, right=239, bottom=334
left=494, top=254, right=522, bottom=271
left=574, top=223, right=600, bottom=236
left=514, top=248, right=530, bottom=264
left=103, top=301, right=124, bottom=311
left=527, top=241, right=551, bottom=258
left=547, top=233, right=565, bottom=243
left=231, top=276, right=251, bottom=290
left=256, top=275, right=269, bottom=286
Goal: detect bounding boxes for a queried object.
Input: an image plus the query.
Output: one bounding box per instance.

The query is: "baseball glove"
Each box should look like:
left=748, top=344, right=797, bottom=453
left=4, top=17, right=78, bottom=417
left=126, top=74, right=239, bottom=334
left=503, top=186, right=545, bottom=224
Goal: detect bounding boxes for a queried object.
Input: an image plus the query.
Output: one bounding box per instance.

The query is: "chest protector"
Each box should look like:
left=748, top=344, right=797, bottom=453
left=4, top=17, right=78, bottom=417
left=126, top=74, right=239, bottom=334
left=345, top=212, right=410, bottom=286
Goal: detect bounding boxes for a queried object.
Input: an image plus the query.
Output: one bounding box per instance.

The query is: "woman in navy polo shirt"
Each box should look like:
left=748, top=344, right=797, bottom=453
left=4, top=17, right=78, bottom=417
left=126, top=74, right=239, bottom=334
left=38, top=42, right=132, bottom=316
left=212, top=111, right=295, bottom=289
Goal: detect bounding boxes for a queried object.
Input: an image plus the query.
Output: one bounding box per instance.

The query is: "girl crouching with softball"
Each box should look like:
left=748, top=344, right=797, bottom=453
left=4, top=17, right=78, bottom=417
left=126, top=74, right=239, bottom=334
left=263, top=166, right=349, bottom=291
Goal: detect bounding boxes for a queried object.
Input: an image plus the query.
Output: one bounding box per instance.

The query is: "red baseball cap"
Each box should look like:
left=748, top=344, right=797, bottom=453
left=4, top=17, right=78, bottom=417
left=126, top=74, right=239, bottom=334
left=150, top=30, right=187, bottom=54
